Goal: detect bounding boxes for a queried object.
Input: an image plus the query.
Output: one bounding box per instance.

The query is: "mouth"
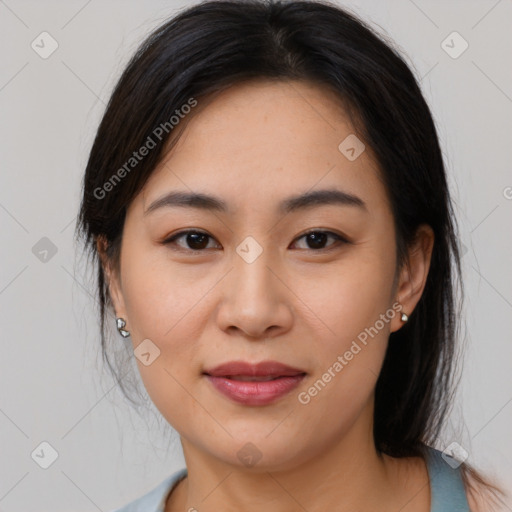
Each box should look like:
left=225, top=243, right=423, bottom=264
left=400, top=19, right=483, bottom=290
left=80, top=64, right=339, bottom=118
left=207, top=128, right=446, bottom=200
left=212, top=375, right=303, bottom=381
left=202, top=360, right=307, bottom=406
left=203, top=359, right=306, bottom=378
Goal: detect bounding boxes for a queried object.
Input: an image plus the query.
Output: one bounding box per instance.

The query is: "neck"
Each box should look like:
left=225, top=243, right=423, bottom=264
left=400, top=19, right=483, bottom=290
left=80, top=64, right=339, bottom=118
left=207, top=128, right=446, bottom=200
left=167, top=403, right=429, bottom=512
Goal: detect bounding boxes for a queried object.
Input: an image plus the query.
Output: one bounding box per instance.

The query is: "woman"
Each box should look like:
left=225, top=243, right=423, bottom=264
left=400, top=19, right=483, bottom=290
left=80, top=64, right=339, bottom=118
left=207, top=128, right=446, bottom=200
left=75, top=1, right=507, bottom=510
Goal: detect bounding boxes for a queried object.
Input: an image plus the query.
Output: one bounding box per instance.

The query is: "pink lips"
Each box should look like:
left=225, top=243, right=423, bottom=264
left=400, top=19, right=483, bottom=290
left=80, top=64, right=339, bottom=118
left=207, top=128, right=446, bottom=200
left=203, top=360, right=306, bottom=406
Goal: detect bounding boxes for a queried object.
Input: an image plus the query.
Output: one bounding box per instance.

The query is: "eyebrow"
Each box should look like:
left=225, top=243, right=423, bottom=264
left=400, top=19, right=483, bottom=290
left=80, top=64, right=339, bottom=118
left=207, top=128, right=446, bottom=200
left=144, top=188, right=367, bottom=216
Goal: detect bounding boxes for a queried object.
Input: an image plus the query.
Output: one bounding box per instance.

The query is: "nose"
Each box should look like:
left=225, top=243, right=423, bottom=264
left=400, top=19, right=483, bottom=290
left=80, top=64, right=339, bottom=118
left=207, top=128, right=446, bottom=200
left=215, top=248, right=293, bottom=340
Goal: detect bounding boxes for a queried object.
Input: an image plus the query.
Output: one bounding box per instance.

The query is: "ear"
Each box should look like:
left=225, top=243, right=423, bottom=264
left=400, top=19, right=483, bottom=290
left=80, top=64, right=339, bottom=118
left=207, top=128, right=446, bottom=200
left=390, top=224, right=435, bottom=333
left=96, top=235, right=127, bottom=320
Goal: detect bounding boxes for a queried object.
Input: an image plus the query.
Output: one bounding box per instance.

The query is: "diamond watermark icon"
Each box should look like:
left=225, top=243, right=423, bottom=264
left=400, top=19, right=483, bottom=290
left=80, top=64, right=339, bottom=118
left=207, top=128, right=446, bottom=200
left=442, top=441, right=469, bottom=469
left=32, top=237, right=58, bottom=263
left=134, top=338, right=161, bottom=366
left=457, top=237, right=468, bottom=258
left=338, top=134, right=365, bottom=161
left=31, top=32, right=59, bottom=59
left=31, top=441, right=59, bottom=469
left=237, top=442, right=263, bottom=467
left=441, top=31, right=468, bottom=59
left=236, top=236, right=263, bottom=264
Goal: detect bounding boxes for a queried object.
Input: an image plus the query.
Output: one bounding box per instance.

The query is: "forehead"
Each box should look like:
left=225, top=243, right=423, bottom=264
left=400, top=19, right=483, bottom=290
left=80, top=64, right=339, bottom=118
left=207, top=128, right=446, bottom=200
left=172, top=79, right=355, bottom=156
left=137, top=79, right=386, bottom=216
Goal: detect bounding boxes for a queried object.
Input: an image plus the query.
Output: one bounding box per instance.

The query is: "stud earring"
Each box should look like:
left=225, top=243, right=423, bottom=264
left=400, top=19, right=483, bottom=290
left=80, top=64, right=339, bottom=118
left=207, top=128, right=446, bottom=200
left=116, top=317, right=130, bottom=338
left=400, top=310, right=409, bottom=323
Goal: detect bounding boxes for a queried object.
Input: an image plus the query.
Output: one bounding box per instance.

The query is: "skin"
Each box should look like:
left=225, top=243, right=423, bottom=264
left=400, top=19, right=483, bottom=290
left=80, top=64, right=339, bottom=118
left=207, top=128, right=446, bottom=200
left=99, top=79, right=437, bottom=511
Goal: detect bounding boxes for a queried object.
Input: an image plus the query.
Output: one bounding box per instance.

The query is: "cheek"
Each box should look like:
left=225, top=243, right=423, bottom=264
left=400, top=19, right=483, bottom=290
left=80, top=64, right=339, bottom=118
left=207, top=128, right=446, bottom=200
left=119, top=255, right=211, bottom=425
left=295, top=249, right=395, bottom=349
left=292, top=247, right=396, bottom=413
left=120, top=247, right=209, bottom=342
left=292, top=261, right=394, bottom=444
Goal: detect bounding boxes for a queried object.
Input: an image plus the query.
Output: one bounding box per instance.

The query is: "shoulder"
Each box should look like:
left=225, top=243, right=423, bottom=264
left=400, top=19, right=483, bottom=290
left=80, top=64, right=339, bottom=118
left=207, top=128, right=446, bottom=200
left=108, top=468, right=187, bottom=512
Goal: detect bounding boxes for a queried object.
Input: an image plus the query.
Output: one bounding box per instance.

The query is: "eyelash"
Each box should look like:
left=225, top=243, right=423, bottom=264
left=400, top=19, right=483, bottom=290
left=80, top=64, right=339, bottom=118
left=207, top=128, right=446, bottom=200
left=161, top=229, right=349, bottom=253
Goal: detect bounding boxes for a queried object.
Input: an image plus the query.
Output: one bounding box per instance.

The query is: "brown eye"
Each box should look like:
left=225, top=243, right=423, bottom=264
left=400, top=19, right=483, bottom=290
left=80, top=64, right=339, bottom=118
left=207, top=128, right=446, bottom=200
left=162, top=229, right=348, bottom=253
left=163, top=230, right=219, bottom=251
left=292, top=230, right=348, bottom=251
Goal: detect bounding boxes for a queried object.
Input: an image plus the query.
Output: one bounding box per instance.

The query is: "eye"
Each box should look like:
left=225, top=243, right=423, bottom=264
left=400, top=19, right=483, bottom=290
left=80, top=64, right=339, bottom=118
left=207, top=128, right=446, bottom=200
left=162, top=230, right=220, bottom=251
left=291, top=230, right=348, bottom=251
left=162, top=229, right=349, bottom=252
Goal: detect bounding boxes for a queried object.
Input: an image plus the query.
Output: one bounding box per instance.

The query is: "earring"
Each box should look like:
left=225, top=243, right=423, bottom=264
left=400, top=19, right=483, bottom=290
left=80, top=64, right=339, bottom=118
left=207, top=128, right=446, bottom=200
left=400, top=311, right=409, bottom=323
left=116, top=317, right=130, bottom=338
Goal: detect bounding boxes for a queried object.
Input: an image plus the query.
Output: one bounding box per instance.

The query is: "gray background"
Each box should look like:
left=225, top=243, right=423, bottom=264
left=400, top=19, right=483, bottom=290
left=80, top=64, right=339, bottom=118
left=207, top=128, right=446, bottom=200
left=1, top=0, right=511, bottom=510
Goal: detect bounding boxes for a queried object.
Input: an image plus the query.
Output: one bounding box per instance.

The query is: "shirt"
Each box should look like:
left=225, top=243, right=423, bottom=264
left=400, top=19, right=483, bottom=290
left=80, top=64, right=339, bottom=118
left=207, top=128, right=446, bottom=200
left=109, top=446, right=470, bottom=511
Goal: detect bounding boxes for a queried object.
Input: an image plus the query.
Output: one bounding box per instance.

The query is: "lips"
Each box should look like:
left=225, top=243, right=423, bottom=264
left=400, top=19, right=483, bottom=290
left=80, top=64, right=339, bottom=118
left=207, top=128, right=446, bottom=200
left=203, top=360, right=306, bottom=379
left=203, top=360, right=307, bottom=406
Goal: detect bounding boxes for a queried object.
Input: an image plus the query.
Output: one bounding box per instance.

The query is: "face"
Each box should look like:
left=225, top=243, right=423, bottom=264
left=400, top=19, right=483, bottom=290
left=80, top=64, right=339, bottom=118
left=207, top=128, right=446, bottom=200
left=103, top=80, right=432, bottom=472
